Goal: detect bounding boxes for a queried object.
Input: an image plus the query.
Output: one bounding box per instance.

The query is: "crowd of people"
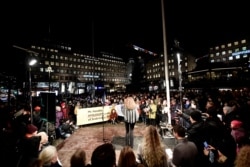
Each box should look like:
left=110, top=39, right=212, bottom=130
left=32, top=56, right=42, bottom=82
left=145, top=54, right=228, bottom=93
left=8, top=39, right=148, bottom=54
left=0, top=89, right=250, bottom=167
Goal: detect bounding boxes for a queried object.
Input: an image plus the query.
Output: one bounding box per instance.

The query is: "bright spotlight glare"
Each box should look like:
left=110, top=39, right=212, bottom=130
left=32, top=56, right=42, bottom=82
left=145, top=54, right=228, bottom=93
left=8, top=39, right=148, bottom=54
left=29, top=59, right=37, bottom=66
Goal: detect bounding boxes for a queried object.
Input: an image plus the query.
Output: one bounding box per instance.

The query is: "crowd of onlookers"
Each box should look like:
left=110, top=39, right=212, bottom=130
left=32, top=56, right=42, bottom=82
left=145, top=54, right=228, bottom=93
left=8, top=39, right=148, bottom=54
left=0, top=88, right=250, bottom=167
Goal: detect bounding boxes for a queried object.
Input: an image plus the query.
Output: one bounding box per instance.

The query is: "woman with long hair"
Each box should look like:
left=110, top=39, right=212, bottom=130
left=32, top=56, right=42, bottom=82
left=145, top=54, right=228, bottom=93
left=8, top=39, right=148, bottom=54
left=137, top=125, right=169, bottom=167
left=123, top=96, right=140, bottom=148
left=118, top=146, right=144, bottom=167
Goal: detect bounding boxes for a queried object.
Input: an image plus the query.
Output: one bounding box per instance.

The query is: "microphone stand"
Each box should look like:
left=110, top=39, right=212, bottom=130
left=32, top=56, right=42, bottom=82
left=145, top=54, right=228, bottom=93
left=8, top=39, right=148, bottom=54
left=102, top=97, right=109, bottom=143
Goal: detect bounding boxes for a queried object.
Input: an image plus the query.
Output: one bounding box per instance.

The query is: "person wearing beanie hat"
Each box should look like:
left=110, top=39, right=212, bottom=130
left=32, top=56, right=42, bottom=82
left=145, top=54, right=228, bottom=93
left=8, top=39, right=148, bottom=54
left=34, top=106, right=41, bottom=112
left=18, top=124, right=48, bottom=167
left=26, top=124, right=38, bottom=135
left=231, top=120, right=243, bottom=129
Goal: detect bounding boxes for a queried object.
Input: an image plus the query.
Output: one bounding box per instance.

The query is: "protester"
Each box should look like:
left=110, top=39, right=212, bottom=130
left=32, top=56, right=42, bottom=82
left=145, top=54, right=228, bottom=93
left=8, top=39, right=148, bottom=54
left=38, top=145, right=62, bottom=167
left=109, top=108, right=118, bottom=124
left=234, top=145, right=250, bottom=167
left=172, top=124, right=198, bottom=167
left=123, top=96, right=139, bottom=148
left=137, top=125, right=169, bottom=167
left=17, top=124, right=48, bottom=167
left=70, top=148, right=90, bottom=167
left=91, top=143, right=116, bottom=167
left=118, top=146, right=144, bottom=167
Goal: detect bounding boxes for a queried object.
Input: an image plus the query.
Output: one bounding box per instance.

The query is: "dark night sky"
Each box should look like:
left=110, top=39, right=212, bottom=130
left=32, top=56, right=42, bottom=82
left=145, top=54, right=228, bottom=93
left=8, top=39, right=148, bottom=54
left=2, top=0, right=250, bottom=59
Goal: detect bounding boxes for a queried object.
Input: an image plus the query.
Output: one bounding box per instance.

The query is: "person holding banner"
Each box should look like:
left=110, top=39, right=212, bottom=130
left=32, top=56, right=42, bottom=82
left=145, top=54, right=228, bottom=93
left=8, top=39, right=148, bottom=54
left=123, top=96, right=140, bottom=148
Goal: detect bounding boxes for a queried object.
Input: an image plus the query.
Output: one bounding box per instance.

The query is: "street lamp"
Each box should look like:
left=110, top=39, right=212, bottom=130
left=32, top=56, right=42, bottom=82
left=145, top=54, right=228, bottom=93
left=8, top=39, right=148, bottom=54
left=29, top=58, right=37, bottom=124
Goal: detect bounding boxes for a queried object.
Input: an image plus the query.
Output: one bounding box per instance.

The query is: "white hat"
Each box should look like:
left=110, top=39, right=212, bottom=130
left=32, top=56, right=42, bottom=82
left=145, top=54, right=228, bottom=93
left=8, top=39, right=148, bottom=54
left=56, top=106, right=61, bottom=112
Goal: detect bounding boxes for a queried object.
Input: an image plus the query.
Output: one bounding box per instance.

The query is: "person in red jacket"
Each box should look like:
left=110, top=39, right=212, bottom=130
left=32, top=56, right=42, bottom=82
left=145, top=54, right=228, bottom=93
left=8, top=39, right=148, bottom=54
left=109, top=108, right=118, bottom=124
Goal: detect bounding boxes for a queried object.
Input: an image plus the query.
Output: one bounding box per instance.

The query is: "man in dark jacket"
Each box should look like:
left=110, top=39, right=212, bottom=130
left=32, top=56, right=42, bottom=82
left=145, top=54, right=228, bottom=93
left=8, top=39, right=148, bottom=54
left=187, top=110, right=209, bottom=167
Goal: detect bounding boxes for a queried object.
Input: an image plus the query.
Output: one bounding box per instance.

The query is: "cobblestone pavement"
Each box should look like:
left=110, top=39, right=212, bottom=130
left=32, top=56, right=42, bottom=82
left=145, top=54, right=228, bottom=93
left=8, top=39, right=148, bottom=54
left=56, top=122, right=175, bottom=167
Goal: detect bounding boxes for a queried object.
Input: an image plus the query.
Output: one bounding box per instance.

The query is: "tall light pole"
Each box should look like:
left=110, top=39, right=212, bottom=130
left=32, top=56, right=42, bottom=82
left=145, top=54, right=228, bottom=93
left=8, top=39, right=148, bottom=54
left=29, top=58, right=37, bottom=124
left=161, top=0, right=171, bottom=124
left=177, top=52, right=183, bottom=112
left=47, top=66, right=53, bottom=92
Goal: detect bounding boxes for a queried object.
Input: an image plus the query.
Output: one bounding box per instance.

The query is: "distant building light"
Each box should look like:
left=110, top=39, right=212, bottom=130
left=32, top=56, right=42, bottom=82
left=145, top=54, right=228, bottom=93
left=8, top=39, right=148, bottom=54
left=83, top=75, right=99, bottom=78
left=232, top=50, right=250, bottom=56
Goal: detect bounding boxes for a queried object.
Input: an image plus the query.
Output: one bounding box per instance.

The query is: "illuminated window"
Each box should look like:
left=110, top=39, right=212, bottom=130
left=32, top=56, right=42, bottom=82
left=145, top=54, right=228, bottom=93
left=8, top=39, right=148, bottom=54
left=211, top=59, right=214, bottom=63
left=235, top=48, right=239, bottom=52
left=229, top=56, right=233, bottom=60
left=227, top=43, right=232, bottom=47
left=210, top=53, right=214, bottom=57
left=215, top=46, right=219, bottom=50
left=216, top=52, right=220, bottom=56
left=236, top=55, right=240, bottom=59
left=241, top=39, right=246, bottom=43
left=242, top=46, right=247, bottom=50
left=222, top=51, right=226, bottom=55
left=45, top=61, right=49, bottom=65
left=228, top=50, right=232, bottom=54
left=234, top=41, right=239, bottom=45
left=221, top=45, right=225, bottom=48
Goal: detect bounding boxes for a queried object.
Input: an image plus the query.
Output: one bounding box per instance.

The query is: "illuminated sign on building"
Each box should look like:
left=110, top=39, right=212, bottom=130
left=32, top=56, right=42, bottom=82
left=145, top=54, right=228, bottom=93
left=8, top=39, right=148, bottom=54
left=232, top=50, right=250, bottom=56
left=83, top=75, right=99, bottom=78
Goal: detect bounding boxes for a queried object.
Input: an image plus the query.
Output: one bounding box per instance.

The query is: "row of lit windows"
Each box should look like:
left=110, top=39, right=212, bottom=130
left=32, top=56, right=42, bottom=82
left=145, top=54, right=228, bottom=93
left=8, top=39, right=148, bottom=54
left=210, top=39, right=247, bottom=51
left=210, top=47, right=247, bottom=57
left=46, top=54, right=124, bottom=66
left=187, top=71, right=237, bottom=82
left=210, top=54, right=249, bottom=63
left=102, top=53, right=123, bottom=61
left=36, top=73, right=127, bottom=83
left=39, top=66, right=126, bottom=77
left=31, top=45, right=60, bottom=53
left=147, top=70, right=177, bottom=79
left=147, top=74, right=162, bottom=79
left=44, top=60, right=125, bottom=72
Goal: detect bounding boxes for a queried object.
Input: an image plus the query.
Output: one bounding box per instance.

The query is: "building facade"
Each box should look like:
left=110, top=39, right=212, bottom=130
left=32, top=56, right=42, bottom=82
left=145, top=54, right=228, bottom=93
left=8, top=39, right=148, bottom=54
left=19, top=41, right=129, bottom=97
left=186, top=38, right=250, bottom=89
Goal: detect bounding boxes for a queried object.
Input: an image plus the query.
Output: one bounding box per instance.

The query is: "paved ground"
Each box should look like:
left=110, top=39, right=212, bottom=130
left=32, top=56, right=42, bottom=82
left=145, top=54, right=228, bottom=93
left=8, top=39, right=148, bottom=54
left=56, top=122, right=176, bottom=167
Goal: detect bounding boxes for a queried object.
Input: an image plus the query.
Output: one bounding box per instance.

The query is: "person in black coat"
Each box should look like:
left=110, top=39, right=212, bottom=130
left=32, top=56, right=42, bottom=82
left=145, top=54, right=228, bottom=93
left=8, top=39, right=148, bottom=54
left=187, top=110, right=209, bottom=167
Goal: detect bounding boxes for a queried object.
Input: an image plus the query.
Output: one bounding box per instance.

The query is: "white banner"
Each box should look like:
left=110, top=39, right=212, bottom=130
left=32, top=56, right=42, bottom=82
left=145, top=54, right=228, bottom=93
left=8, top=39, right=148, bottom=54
left=115, top=104, right=124, bottom=117
left=76, top=106, right=112, bottom=126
